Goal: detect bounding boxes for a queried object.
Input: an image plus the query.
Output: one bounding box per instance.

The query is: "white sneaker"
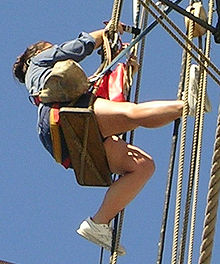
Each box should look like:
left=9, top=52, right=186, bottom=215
left=76, top=217, right=126, bottom=256
left=188, top=64, right=212, bottom=116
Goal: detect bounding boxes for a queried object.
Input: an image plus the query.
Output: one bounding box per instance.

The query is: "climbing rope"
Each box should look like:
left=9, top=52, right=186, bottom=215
left=197, top=2, right=220, bottom=263
left=187, top=2, right=214, bottom=264
left=199, top=107, right=220, bottom=264
left=139, top=0, right=220, bottom=87
left=172, top=17, right=194, bottom=264
left=100, top=1, right=125, bottom=263
left=92, top=0, right=219, bottom=262
left=109, top=1, right=149, bottom=263
left=142, top=0, right=218, bottom=262
left=176, top=0, right=214, bottom=262
left=109, top=0, right=144, bottom=262
left=157, top=32, right=187, bottom=264
left=138, top=1, right=220, bottom=263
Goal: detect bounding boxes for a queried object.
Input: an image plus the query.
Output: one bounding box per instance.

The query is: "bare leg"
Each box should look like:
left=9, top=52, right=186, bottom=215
left=92, top=136, right=155, bottom=224
left=94, top=98, right=183, bottom=138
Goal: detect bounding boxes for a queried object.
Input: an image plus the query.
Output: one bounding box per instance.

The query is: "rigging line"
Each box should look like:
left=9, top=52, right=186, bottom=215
left=139, top=0, right=220, bottom=86
left=110, top=0, right=124, bottom=34
left=178, top=67, right=205, bottom=264
left=172, top=20, right=194, bottom=264
left=157, top=31, right=188, bottom=264
left=188, top=1, right=215, bottom=262
left=156, top=30, right=188, bottom=264
left=89, top=0, right=185, bottom=84
left=110, top=210, right=125, bottom=264
left=133, top=0, right=141, bottom=28
left=99, top=247, right=104, bottom=264
left=134, top=3, right=149, bottom=103
left=199, top=105, right=220, bottom=264
left=108, top=1, right=125, bottom=263
left=157, top=15, right=191, bottom=261
left=110, top=1, right=146, bottom=262
left=187, top=75, right=205, bottom=264
left=158, top=0, right=216, bottom=33
left=156, top=119, right=181, bottom=264
left=177, top=38, right=204, bottom=264
left=130, top=1, right=149, bottom=143
left=110, top=214, right=119, bottom=264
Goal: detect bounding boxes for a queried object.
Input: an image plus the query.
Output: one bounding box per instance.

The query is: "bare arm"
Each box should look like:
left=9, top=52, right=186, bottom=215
left=89, top=22, right=124, bottom=50
left=89, top=29, right=105, bottom=50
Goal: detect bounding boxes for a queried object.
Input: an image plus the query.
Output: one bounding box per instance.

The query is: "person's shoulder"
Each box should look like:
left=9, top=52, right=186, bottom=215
left=32, top=45, right=58, bottom=65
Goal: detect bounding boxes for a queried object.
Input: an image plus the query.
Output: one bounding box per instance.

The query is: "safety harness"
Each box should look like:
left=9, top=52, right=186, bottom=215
left=48, top=61, right=129, bottom=169
left=50, top=103, right=72, bottom=169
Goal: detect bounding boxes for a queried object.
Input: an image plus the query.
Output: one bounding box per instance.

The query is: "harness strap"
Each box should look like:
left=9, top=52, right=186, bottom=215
left=50, top=104, right=62, bottom=164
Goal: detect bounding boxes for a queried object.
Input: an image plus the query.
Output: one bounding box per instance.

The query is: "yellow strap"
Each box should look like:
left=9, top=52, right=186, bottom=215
left=50, top=108, right=62, bottom=164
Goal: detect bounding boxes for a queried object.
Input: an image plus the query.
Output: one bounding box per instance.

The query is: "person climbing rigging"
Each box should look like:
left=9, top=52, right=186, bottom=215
left=13, top=22, right=202, bottom=255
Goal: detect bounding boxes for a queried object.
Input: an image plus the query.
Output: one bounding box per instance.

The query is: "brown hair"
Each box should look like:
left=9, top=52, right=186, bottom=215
left=13, top=41, right=52, bottom=83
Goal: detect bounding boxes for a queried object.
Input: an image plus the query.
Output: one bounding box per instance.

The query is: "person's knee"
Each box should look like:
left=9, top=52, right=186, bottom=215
left=137, top=155, right=155, bottom=181
left=125, top=103, right=138, bottom=120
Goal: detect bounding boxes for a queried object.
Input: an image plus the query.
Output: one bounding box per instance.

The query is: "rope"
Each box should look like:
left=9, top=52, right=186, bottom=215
left=140, top=1, right=219, bottom=263
left=90, top=0, right=185, bottom=84
left=110, top=1, right=147, bottom=263
left=111, top=3, right=149, bottom=262
left=157, top=119, right=181, bottom=264
left=108, top=1, right=124, bottom=263
left=99, top=248, right=104, bottom=264
left=133, top=0, right=141, bottom=27
left=138, top=0, right=220, bottom=87
left=199, top=105, right=220, bottom=264
left=178, top=40, right=205, bottom=264
left=187, top=1, right=214, bottom=262
left=110, top=210, right=125, bottom=264
left=172, top=18, right=194, bottom=264
left=108, top=0, right=124, bottom=55
left=134, top=5, right=149, bottom=104
left=157, top=21, right=188, bottom=263
left=109, top=0, right=123, bottom=33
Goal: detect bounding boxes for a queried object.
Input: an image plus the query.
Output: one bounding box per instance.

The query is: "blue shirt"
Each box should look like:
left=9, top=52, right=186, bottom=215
left=25, top=32, right=95, bottom=95
left=26, top=32, right=96, bottom=167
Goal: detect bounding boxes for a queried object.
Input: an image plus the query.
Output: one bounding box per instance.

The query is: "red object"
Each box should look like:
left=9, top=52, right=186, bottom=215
left=95, top=63, right=126, bottom=102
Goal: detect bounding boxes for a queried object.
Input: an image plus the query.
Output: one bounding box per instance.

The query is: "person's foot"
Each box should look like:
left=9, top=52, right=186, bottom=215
left=76, top=217, right=126, bottom=256
left=187, top=64, right=212, bottom=116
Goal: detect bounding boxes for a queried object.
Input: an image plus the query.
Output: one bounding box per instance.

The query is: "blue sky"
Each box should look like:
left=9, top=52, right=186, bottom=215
left=1, top=1, right=220, bottom=263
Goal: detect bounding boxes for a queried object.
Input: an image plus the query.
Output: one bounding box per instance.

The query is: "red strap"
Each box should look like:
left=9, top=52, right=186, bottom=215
left=52, top=104, right=60, bottom=123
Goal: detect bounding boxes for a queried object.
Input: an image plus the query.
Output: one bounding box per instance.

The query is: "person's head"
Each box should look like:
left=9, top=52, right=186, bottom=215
left=13, top=41, right=52, bottom=83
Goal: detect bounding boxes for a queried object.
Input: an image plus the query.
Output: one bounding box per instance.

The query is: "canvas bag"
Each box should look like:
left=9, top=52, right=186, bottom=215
left=39, top=59, right=89, bottom=104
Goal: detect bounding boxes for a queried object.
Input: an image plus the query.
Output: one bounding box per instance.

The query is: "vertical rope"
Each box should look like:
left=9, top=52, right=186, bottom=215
left=134, top=5, right=149, bottom=103
left=157, top=119, right=181, bottom=264
left=110, top=210, right=125, bottom=264
left=130, top=1, right=149, bottom=143
left=108, top=2, right=124, bottom=263
left=108, top=0, right=124, bottom=54
left=187, top=1, right=214, bottom=262
left=178, top=39, right=204, bottom=264
left=199, top=105, right=220, bottom=264
left=110, top=1, right=147, bottom=263
left=99, top=248, right=104, bottom=264
left=187, top=68, right=205, bottom=264
left=157, top=13, right=188, bottom=264
left=139, top=0, right=220, bottom=86
left=171, top=19, right=194, bottom=264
